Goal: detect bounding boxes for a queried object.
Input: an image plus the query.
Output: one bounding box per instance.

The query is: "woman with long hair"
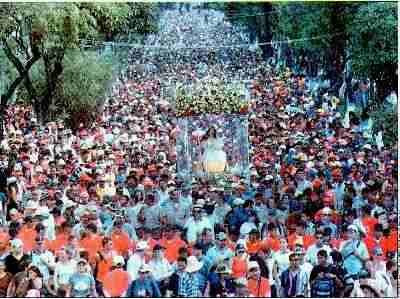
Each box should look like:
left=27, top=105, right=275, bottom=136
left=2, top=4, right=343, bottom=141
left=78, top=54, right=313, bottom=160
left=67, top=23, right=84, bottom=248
left=202, top=126, right=227, bottom=174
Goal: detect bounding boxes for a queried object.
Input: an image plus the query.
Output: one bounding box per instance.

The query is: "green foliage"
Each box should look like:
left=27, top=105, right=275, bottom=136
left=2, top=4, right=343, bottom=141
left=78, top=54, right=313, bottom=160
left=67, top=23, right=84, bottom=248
left=348, top=2, right=397, bottom=77
left=347, top=2, right=397, bottom=100
left=272, top=3, right=333, bottom=49
left=369, top=102, right=397, bottom=146
left=55, top=50, right=113, bottom=125
left=78, top=2, right=157, bottom=41
left=0, top=2, right=156, bottom=128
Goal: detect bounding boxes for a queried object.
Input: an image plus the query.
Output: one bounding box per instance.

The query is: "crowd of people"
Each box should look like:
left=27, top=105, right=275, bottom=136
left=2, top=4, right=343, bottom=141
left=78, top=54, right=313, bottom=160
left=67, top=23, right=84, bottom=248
left=0, top=4, right=396, bottom=298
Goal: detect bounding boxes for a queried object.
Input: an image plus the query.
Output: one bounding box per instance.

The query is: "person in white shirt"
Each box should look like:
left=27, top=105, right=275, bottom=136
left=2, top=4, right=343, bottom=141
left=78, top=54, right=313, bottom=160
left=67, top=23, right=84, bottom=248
left=295, top=246, right=313, bottom=295
left=31, top=237, right=56, bottom=283
left=127, top=241, right=148, bottom=281
left=184, top=204, right=213, bottom=245
left=305, top=230, right=332, bottom=266
left=148, top=244, right=173, bottom=293
left=274, top=238, right=291, bottom=276
left=54, top=249, right=77, bottom=293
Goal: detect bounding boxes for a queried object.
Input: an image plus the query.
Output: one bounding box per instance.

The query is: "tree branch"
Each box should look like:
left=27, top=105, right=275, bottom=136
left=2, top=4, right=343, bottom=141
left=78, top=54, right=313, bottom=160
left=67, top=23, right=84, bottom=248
left=1, top=38, right=41, bottom=107
left=2, top=39, right=25, bottom=74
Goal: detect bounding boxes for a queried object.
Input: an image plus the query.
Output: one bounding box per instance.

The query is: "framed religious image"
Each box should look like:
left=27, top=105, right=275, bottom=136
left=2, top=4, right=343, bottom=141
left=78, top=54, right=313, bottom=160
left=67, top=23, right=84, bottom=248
left=175, top=78, right=250, bottom=184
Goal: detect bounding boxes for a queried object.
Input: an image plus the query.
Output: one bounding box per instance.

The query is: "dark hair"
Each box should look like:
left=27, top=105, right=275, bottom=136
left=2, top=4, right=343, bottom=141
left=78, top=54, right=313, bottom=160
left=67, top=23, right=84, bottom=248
left=102, top=237, right=112, bottom=246
left=177, top=256, right=187, bottom=264
left=35, top=223, right=45, bottom=233
left=330, top=250, right=343, bottom=263
left=178, top=247, right=188, bottom=255
left=87, top=223, right=97, bottom=234
left=289, top=253, right=298, bottom=261
left=374, top=223, right=383, bottom=232
left=317, top=249, right=328, bottom=258
left=27, top=265, right=42, bottom=278
left=323, top=227, right=332, bottom=237
left=204, top=126, right=217, bottom=140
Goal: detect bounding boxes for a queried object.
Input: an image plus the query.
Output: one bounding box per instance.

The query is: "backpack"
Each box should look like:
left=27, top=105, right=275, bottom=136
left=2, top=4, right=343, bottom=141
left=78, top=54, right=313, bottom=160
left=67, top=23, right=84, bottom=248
left=311, top=277, right=335, bottom=298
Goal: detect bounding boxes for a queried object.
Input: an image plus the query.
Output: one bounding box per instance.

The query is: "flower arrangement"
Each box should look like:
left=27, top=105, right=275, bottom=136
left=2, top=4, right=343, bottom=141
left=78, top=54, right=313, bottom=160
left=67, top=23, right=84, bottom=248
left=175, top=78, right=249, bottom=117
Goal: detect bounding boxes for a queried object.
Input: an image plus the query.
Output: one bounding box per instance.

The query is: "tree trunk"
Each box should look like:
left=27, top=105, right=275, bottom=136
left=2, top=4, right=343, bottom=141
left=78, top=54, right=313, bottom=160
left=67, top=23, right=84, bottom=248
left=259, top=3, right=273, bottom=59
left=40, top=50, right=65, bottom=122
left=327, top=3, right=347, bottom=92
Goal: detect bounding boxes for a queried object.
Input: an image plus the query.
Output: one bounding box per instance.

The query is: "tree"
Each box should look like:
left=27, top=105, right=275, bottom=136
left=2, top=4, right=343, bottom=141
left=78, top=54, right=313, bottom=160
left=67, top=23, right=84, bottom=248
left=0, top=3, right=156, bottom=139
left=224, top=2, right=274, bottom=59
left=348, top=2, right=397, bottom=101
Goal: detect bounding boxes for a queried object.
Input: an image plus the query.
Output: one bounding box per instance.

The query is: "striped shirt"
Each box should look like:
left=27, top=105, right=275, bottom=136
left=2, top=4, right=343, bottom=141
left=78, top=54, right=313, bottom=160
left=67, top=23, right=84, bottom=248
left=178, top=272, right=203, bottom=297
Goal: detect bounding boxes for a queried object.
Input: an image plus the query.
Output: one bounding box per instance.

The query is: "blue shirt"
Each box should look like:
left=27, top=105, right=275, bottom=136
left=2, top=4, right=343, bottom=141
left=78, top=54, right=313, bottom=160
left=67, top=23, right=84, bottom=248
left=178, top=272, right=203, bottom=297
left=341, top=240, right=369, bottom=276
left=126, top=278, right=161, bottom=298
left=69, top=273, right=95, bottom=297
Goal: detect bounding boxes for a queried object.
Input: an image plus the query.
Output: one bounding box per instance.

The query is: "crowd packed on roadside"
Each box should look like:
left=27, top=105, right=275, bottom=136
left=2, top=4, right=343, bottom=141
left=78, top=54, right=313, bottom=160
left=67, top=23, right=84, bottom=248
left=0, top=4, right=396, bottom=298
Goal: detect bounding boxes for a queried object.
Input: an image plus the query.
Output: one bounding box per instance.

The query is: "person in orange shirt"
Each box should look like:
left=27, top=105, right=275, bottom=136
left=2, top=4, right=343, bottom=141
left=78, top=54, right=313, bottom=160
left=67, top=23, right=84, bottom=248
left=0, top=233, right=9, bottom=260
left=364, top=223, right=387, bottom=256
left=288, top=221, right=316, bottom=250
left=96, top=237, right=118, bottom=290
left=246, top=229, right=262, bottom=255
left=159, top=225, right=187, bottom=264
left=102, top=255, right=131, bottom=297
left=382, top=226, right=397, bottom=254
left=50, top=222, right=72, bottom=253
left=111, top=220, right=133, bottom=258
left=264, top=223, right=281, bottom=252
left=231, top=244, right=248, bottom=279
left=147, top=227, right=163, bottom=251
left=247, top=261, right=271, bottom=297
left=17, top=216, right=37, bottom=253
left=79, top=223, right=103, bottom=264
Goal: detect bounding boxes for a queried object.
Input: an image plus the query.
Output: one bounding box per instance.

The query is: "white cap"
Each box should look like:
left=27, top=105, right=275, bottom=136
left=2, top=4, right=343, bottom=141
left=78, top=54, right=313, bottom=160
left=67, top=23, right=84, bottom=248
left=321, top=207, right=333, bottom=215
left=264, top=175, right=274, bottom=181
left=347, top=224, right=359, bottom=233
left=248, top=261, right=260, bottom=270
left=139, top=264, right=152, bottom=273
left=112, top=255, right=125, bottom=266
left=233, top=198, right=244, bottom=206
left=186, top=256, right=203, bottom=273
left=136, top=241, right=148, bottom=251
left=7, top=177, right=17, bottom=185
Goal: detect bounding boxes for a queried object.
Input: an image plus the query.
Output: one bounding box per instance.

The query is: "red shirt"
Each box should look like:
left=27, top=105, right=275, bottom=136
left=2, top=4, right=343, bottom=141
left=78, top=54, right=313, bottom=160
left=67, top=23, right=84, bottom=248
left=50, top=233, right=69, bottom=253
left=248, top=277, right=271, bottom=297
left=80, top=234, right=103, bottom=262
left=362, top=216, right=378, bottom=236
left=246, top=240, right=262, bottom=254
left=364, top=236, right=386, bottom=256
left=17, top=226, right=37, bottom=253
left=231, top=256, right=247, bottom=278
left=111, top=232, right=133, bottom=256
left=159, top=237, right=187, bottom=263
left=265, top=237, right=280, bottom=252
left=103, top=269, right=131, bottom=297
left=288, top=234, right=316, bottom=250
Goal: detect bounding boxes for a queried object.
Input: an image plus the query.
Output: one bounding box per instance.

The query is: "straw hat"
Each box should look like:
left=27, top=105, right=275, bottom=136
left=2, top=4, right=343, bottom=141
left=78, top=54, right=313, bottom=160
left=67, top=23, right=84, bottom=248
left=139, top=264, right=152, bottom=273
left=186, top=256, right=203, bottom=273
left=216, top=264, right=232, bottom=275
left=136, top=241, right=148, bottom=251
left=248, top=261, right=260, bottom=270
